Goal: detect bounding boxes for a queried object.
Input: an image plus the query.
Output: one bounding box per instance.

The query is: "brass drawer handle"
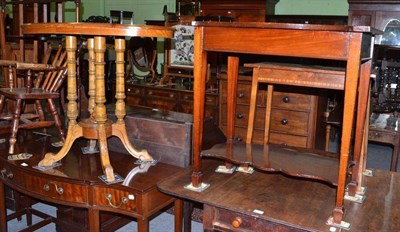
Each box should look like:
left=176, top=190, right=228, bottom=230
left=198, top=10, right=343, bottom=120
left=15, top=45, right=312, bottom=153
left=281, top=119, right=288, bottom=125
left=105, top=193, right=129, bottom=209
left=232, top=217, right=242, bottom=228
left=43, top=182, right=64, bottom=195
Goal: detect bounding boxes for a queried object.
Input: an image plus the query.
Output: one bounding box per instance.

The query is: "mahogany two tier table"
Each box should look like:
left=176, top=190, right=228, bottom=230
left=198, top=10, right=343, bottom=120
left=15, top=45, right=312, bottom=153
left=157, top=21, right=377, bottom=229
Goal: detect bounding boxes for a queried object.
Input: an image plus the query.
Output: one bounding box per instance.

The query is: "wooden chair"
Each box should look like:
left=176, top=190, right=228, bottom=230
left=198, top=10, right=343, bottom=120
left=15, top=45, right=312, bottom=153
left=0, top=44, right=67, bottom=154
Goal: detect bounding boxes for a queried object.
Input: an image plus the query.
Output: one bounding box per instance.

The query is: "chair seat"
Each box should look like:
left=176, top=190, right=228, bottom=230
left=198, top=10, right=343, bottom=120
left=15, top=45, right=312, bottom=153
left=0, top=43, right=68, bottom=154
left=0, top=88, right=59, bottom=100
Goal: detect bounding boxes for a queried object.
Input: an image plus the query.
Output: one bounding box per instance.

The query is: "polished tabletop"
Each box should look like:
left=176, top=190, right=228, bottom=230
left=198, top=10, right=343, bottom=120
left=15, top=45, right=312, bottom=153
left=21, top=22, right=173, bottom=38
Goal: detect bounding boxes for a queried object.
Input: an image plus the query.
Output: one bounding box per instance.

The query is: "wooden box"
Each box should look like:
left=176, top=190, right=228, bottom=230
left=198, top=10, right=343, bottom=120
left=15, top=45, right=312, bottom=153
left=108, top=107, right=225, bottom=168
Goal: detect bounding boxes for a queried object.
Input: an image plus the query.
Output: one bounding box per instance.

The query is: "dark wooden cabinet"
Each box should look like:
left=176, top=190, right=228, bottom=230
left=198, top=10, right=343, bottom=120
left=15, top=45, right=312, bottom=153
left=348, top=0, right=400, bottom=171
left=348, top=0, right=400, bottom=30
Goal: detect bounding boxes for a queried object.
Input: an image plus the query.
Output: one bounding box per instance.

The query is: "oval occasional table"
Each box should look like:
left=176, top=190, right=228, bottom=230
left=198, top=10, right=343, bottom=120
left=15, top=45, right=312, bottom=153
left=21, top=22, right=173, bottom=183
left=0, top=23, right=181, bottom=232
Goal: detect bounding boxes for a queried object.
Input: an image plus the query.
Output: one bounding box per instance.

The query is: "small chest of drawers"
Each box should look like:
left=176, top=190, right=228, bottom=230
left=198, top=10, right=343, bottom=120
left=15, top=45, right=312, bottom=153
left=219, top=73, right=325, bottom=148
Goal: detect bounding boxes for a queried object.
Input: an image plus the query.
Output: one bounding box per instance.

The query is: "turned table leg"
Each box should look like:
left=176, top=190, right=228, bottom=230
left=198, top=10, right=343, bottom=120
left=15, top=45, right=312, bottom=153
left=111, top=38, right=152, bottom=162
left=39, top=35, right=83, bottom=167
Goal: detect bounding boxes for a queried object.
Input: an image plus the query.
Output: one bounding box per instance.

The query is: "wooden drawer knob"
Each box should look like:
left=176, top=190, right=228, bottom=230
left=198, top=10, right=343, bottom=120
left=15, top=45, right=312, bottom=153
left=282, top=96, right=290, bottom=103
left=231, top=217, right=242, bottom=228
left=236, top=113, right=244, bottom=119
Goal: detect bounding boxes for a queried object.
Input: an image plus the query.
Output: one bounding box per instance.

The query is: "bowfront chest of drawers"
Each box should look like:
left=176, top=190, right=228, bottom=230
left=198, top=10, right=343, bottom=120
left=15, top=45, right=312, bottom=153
left=0, top=136, right=183, bottom=232
left=219, top=73, right=326, bottom=148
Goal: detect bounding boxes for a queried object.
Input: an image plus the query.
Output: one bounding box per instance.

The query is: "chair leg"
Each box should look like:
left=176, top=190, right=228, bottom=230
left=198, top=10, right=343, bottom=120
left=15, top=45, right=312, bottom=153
left=47, top=99, right=65, bottom=142
left=9, top=99, right=22, bottom=154
left=35, top=99, right=46, bottom=122
left=0, top=95, right=5, bottom=113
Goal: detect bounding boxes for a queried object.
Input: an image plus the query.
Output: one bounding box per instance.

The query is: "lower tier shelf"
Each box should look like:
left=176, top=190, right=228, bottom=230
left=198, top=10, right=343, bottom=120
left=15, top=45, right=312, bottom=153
left=201, top=141, right=346, bottom=186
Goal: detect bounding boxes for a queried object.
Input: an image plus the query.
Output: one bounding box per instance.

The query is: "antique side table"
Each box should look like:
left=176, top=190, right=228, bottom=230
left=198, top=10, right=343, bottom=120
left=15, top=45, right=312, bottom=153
left=21, top=23, right=173, bottom=183
left=184, top=21, right=376, bottom=228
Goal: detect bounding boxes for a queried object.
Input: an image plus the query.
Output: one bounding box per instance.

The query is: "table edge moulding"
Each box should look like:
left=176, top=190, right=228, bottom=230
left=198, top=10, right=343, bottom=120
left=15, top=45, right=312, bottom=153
left=185, top=21, right=377, bottom=229
left=21, top=22, right=173, bottom=183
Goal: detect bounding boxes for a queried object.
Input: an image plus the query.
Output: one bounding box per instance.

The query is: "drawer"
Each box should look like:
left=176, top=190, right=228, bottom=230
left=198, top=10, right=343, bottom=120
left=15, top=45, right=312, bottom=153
left=220, top=105, right=309, bottom=136
left=0, top=163, right=24, bottom=188
left=126, top=85, right=142, bottom=97
left=24, top=175, right=88, bottom=204
left=219, top=80, right=264, bottom=106
left=126, top=95, right=142, bottom=106
left=220, top=104, right=266, bottom=129
left=206, top=205, right=308, bottom=231
left=144, top=99, right=177, bottom=111
left=270, top=109, right=309, bottom=136
left=180, top=102, right=216, bottom=119
left=144, top=88, right=178, bottom=100
left=220, top=125, right=264, bottom=144
left=272, top=92, right=312, bottom=111
left=181, top=92, right=218, bottom=105
left=269, top=132, right=308, bottom=148
left=92, top=186, right=137, bottom=212
left=220, top=125, right=308, bottom=147
left=368, top=129, right=399, bottom=144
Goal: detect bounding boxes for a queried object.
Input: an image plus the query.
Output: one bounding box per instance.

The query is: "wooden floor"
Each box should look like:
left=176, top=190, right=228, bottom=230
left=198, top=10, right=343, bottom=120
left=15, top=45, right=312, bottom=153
left=158, top=159, right=400, bottom=231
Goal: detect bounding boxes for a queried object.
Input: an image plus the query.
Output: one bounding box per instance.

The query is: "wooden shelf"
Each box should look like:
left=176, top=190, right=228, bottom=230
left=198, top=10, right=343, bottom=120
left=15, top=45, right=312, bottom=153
left=201, top=141, right=341, bottom=186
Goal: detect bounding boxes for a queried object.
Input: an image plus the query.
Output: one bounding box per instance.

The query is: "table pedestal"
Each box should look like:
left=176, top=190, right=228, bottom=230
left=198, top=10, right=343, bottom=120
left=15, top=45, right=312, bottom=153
left=39, top=36, right=152, bottom=182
